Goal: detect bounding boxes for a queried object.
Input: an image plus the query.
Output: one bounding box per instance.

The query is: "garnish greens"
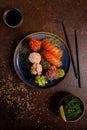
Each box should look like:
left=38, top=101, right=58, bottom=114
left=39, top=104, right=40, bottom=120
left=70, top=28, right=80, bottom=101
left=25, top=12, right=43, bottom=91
left=40, top=58, right=50, bottom=69
left=49, top=37, right=62, bottom=47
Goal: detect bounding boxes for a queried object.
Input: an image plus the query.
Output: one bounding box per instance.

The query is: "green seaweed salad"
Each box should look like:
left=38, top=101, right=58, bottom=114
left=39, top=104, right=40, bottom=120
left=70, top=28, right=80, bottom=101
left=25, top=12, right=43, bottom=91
left=61, top=96, right=84, bottom=121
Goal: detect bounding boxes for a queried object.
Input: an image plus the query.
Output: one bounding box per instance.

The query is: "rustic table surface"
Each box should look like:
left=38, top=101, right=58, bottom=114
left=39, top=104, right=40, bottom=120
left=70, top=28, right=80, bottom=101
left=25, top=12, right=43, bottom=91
left=0, top=0, right=87, bottom=130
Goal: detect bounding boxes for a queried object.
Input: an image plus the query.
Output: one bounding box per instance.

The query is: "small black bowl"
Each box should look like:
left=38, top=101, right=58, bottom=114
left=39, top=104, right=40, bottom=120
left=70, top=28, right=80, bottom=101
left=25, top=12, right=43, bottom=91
left=3, top=8, right=23, bottom=28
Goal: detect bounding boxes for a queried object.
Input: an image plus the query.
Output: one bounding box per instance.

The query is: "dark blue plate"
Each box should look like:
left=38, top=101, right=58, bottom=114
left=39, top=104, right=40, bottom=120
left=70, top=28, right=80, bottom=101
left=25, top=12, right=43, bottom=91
left=14, top=32, right=70, bottom=89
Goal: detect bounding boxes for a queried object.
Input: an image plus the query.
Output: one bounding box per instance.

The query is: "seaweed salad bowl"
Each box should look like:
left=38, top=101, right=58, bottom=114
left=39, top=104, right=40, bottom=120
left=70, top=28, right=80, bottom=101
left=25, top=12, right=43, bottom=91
left=58, top=94, right=85, bottom=122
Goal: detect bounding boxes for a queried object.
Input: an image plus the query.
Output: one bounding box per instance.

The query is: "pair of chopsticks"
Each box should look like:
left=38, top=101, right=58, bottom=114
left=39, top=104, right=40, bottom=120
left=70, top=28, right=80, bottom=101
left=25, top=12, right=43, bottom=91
left=61, top=22, right=81, bottom=88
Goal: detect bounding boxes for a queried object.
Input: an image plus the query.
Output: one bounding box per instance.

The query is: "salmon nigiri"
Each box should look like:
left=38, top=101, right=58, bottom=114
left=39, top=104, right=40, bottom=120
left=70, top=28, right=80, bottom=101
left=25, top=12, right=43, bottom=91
left=41, top=50, right=62, bottom=67
left=29, top=38, right=41, bottom=51
left=41, top=38, right=63, bottom=58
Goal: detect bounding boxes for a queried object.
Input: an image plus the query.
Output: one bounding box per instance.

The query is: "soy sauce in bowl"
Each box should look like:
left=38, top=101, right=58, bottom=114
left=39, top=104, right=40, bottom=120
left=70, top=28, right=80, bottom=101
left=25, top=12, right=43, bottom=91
left=3, top=8, right=23, bottom=28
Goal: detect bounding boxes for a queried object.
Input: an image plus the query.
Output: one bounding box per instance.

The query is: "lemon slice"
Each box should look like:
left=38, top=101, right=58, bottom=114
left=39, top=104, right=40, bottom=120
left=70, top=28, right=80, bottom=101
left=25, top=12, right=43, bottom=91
left=58, top=69, right=65, bottom=78
left=59, top=105, right=66, bottom=122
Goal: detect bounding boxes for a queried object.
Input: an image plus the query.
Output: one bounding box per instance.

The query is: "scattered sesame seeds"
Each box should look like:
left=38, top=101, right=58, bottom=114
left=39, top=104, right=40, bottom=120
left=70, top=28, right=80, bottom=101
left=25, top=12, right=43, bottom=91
left=0, top=62, right=61, bottom=130
left=0, top=63, right=43, bottom=121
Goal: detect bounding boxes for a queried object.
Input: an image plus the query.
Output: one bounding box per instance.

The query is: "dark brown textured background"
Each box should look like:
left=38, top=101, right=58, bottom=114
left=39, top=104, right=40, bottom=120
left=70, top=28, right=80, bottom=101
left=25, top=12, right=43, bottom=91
left=0, top=0, right=87, bottom=130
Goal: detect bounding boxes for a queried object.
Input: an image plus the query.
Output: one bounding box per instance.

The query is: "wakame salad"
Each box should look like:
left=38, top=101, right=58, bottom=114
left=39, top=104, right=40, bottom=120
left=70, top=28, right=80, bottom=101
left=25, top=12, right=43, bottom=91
left=59, top=95, right=84, bottom=122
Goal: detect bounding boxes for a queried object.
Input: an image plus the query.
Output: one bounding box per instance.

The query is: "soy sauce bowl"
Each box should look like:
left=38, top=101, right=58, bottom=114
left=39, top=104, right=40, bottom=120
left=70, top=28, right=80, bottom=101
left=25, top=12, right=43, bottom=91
left=3, top=8, right=23, bottom=28
left=58, top=94, right=85, bottom=122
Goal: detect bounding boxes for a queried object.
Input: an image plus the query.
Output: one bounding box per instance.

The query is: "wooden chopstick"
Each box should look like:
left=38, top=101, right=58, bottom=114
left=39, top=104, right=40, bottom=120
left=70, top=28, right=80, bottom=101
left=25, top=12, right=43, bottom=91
left=61, top=21, right=78, bottom=79
left=74, top=30, right=81, bottom=88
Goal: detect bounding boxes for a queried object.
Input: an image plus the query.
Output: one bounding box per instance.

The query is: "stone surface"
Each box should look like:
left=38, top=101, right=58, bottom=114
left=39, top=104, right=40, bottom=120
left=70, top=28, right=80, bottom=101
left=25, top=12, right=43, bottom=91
left=0, top=0, right=87, bottom=130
